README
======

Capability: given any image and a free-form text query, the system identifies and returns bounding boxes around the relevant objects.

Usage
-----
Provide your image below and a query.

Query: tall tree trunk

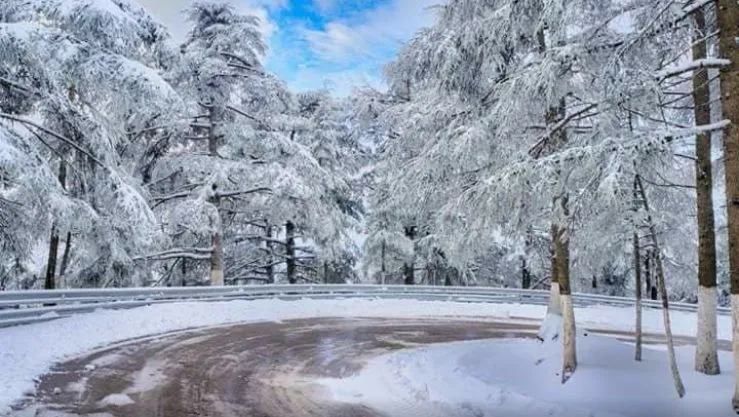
[265,223,275,284]
[644,249,653,300]
[380,240,387,285]
[207,106,224,286]
[634,175,643,362]
[538,224,562,341]
[403,226,416,285]
[535,28,564,343]
[522,227,532,289]
[286,221,296,284]
[210,230,224,286]
[692,6,720,375]
[635,175,686,398]
[716,0,739,409]
[180,258,187,287]
[521,257,531,289]
[44,162,68,290]
[556,197,577,384]
[634,230,643,361]
[58,231,72,288]
[57,162,70,289]
[44,227,59,290]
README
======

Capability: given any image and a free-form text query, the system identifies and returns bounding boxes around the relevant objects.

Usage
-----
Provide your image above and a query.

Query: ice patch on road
[88,353,124,369]
[125,358,169,394]
[97,394,134,407]
[319,334,737,417]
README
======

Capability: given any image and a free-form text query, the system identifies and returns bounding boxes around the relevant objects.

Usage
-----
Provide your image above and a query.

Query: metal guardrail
[0,284,725,329]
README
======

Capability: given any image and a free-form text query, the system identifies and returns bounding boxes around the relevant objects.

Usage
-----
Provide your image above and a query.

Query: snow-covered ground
[318,334,736,417]
[0,298,732,414]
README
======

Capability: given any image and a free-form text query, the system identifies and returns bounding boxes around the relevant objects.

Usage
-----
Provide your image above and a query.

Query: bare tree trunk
[538,224,562,341]
[380,240,387,285]
[57,162,71,289]
[634,231,643,363]
[180,258,187,287]
[692,5,721,375]
[207,106,224,286]
[403,226,416,285]
[644,249,653,300]
[210,231,224,286]
[522,228,532,289]
[635,175,686,398]
[44,162,68,290]
[521,257,531,289]
[716,0,739,409]
[43,227,59,290]
[286,221,296,284]
[58,231,72,288]
[633,174,644,361]
[265,223,275,284]
[556,197,577,384]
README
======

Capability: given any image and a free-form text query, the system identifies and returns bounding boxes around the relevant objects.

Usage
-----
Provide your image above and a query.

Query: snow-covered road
[0,298,734,416]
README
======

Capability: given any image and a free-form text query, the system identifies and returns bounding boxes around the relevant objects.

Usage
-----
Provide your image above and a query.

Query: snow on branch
[152,186,271,207]
[151,191,192,208]
[226,105,271,130]
[134,247,214,261]
[683,0,714,15]
[529,104,599,158]
[657,59,731,80]
[0,112,105,167]
[218,186,272,198]
[0,76,33,94]
[478,120,731,200]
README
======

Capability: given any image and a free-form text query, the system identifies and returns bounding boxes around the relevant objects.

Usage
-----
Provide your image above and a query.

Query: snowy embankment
[0,298,732,414]
[319,334,735,417]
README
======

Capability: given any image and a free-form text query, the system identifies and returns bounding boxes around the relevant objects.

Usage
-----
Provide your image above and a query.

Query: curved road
[10,317,724,417]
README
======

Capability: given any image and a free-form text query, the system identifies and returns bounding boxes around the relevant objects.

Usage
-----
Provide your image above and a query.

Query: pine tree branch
[0,113,105,167]
[134,247,214,261]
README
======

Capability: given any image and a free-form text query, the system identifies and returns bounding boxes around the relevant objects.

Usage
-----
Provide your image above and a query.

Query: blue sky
[140,0,439,96]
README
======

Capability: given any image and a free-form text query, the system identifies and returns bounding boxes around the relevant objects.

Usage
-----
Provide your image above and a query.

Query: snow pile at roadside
[319,334,736,417]
[0,298,732,413]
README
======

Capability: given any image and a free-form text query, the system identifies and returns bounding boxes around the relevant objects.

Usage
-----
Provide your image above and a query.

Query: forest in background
[0,0,734,308]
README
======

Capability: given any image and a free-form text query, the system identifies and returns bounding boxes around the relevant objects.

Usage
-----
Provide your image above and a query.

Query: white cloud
[313,0,338,14]
[300,0,439,63]
[136,0,283,42]
[287,67,385,96]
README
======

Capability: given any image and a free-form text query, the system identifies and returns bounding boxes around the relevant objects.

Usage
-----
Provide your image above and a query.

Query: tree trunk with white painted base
[557,224,576,383]
[635,175,685,398]
[716,0,739,410]
[538,224,562,342]
[697,286,719,373]
[692,5,721,376]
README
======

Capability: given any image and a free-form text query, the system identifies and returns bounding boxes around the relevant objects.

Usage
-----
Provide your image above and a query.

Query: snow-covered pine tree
[0,0,176,288]
[147,1,282,286]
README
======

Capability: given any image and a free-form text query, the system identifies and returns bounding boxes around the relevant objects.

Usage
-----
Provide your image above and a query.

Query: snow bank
[0,298,731,413]
[320,334,736,417]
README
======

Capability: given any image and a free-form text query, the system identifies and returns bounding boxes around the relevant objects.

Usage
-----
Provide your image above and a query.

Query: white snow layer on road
[0,298,733,414]
[320,335,736,417]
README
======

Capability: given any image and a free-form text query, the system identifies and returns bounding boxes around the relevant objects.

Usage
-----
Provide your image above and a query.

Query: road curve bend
[9,317,716,417]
